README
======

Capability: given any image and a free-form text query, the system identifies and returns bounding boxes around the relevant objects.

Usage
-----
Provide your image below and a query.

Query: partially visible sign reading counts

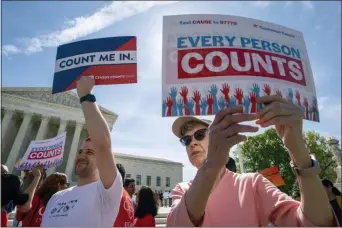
[18,132,66,170]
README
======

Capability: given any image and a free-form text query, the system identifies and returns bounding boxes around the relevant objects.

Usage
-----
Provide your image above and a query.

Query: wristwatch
[80,94,96,103]
[290,156,321,177]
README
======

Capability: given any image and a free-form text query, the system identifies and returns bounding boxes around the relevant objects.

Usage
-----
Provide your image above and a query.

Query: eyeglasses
[180,129,208,147]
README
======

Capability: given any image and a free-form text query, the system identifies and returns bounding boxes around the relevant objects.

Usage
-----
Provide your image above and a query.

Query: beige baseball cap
[172,116,212,138]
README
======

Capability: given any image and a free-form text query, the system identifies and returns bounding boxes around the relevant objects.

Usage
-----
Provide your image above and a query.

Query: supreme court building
[1,87,183,190]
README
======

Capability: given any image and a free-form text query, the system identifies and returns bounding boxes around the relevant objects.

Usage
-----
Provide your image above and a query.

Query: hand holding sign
[206,105,259,169]
[31,165,42,179]
[77,76,95,97]
[256,95,305,153]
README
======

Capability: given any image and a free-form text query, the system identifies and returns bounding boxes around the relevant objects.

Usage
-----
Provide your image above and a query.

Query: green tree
[303,131,337,181]
[240,128,294,195]
[292,181,300,198]
[238,128,338,196]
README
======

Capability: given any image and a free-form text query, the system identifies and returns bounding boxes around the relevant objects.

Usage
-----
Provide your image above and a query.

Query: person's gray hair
[180,120,209,137]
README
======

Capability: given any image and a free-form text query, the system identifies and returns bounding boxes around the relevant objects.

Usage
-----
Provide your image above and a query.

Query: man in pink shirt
[167,96,337,227]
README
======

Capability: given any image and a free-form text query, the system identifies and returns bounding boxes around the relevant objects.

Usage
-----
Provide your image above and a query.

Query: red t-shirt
[1,210,8,227]
[113,189,135,227]
[134,214,155,227]
[16,194,46,227]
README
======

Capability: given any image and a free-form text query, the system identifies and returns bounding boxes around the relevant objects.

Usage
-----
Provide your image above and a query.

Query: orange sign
[259,165,285,187]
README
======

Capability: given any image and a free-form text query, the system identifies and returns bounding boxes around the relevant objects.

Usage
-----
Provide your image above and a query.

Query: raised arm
[167,105,258,226]
[17,166,41,213]
[77,76,117,189]
[256,95,335,226]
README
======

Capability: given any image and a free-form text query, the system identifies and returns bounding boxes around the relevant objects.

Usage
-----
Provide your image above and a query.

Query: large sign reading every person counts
[161,14,319,122]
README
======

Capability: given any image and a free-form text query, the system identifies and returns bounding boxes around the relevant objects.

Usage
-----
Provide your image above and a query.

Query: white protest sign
[162,14,319,122]
[52,36,137,94]
[17,132,66,170]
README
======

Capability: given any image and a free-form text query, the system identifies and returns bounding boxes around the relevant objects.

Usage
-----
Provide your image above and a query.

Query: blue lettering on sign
[251,39,261,50]
[177,37,187,48]
[176,36,301,59]
[258,25,296,38]
[120,53,131,61]
[271,43,281,53]
[177,36,236,48]
[201,36,211,47]
[212,36,224,46]
[59,55,96,69]
[224,36,235,47]
[261,40,271,51]
[188,37,200,47]
[59,61,66,68]
[240,37,251,47]
[179,21,191,25]
[240,37,301,59]
[99,54,108,61]
[66,59,73,67]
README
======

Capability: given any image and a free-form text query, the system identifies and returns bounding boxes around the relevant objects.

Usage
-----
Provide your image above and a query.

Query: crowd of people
[1,76,341,227]
[1,159,159,227]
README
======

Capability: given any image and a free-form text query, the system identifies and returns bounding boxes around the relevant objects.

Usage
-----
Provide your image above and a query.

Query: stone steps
[8,219,15,227]
[7,218,167,227]
[156,217,167,224]
[7,207,170,227]
[9,212,15,219]
[156,208,169,226]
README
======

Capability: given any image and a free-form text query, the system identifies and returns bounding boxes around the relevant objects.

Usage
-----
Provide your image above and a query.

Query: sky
[1,1,341,182]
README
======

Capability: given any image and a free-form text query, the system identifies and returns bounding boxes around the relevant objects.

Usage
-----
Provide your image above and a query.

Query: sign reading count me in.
[53,36,137,94]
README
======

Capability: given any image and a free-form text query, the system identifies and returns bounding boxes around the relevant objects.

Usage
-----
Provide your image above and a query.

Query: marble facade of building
[1,87,183,187]
[115,153,183,191]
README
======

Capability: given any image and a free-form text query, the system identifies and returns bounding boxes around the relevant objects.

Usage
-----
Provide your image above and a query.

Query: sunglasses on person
[180,128,208,147]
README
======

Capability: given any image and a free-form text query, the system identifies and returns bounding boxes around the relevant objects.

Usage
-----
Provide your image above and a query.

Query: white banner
[17,132,66,170]
[162,14,319,122]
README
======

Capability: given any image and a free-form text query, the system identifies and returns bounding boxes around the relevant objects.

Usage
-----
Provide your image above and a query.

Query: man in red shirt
[114,164,135,227]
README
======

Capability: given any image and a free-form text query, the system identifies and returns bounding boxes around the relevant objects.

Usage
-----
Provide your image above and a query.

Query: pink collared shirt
[167,169,316,227]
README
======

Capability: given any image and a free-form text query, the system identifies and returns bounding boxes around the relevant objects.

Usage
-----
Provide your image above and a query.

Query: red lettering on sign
[177,48,306,86]
[27,146,63,160]
[192,20,212,24]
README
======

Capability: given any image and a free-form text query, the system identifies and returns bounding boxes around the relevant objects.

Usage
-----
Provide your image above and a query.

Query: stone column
[1,109,15,142]
[65,122,83,180]
[57,119,68,135]
[35,116,50,140]
[48,119,68,175]
[6,112,33,172]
